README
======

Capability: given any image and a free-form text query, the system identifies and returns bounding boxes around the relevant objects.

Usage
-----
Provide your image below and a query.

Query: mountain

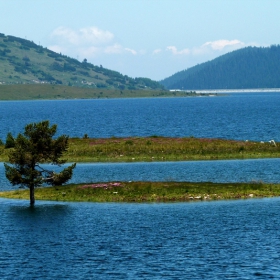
[160,45,280,90]
[0,33,164,90]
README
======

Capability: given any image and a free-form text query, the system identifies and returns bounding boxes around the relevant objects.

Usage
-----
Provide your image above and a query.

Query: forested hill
[160,45,280,90]
[0,33,164,90]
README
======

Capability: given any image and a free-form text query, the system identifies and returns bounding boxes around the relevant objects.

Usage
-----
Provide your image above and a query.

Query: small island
[1,136,277,163]
[0,135,279,203]
[0,181,280,203]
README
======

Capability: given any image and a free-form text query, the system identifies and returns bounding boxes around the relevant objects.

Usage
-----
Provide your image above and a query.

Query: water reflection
[5,202,72,228]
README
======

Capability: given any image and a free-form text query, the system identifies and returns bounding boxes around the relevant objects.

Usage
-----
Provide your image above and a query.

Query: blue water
[2,92,280,279]
[1,92,280,141]
[1,198,280,279]
[1,158,280,191]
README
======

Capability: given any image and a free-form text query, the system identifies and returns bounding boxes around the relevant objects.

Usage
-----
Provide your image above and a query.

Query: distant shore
[0,84,218,101]
[194,88,280,94]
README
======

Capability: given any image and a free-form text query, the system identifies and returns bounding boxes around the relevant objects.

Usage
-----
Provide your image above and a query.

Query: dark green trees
[5,132,15,148]
[160,45,280,90]
[4,121,76,206]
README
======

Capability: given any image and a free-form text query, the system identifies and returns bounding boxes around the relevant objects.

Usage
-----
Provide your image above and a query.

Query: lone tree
[4,121,76,206]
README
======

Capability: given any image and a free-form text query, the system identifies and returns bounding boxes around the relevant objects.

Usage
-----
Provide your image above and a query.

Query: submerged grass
[0,136,279,162]
[0,181,280,203]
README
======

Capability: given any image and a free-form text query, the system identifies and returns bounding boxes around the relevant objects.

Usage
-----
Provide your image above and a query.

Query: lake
[1,92,280,279]
[1,92,280,141]
[1,198,280,279]
[1,158,280,191]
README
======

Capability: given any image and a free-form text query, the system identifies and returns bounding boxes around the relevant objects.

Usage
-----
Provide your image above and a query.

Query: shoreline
[194,88,280,93]
[0,84,219,101]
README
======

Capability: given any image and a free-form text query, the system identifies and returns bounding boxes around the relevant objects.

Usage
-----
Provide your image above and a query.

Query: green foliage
[5,132,15,148]
[125,140,134,145]
[63,63,76,72]
[161,45,280,89]
[51,62,64,71]
[135,77,165,89]
[4,121,76,205]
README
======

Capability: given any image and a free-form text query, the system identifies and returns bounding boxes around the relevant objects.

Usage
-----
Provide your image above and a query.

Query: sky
[1,0,280,80]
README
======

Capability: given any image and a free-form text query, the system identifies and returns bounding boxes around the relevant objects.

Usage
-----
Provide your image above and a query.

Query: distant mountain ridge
[0,33,164,90]
[160,45,280,90]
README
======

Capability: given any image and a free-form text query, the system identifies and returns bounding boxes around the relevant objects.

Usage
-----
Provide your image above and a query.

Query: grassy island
[1,136,279,203]
[51,136,280,162]
[0,136,279,162]
[0,181,280,203]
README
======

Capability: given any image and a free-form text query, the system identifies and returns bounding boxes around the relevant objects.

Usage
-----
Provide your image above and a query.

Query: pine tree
[5,132,15,148]
[4,120,76,206]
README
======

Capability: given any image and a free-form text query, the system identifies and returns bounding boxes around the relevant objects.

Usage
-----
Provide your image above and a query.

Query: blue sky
[1,0,280,80]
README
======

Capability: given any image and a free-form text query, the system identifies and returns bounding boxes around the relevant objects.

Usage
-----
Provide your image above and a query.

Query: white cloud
[166,40,247,57]
[125,48,137,55]
[51,27,80,45]
[201,39,245,51]
[192,39,246,56]
[104,44,123,54]
[166,46,190,55]
[79,27,114,45]
[49,26,141,60]
[51,26,114,46]
[104,45,138,55]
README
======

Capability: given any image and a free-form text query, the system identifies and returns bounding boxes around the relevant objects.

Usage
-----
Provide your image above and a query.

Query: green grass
[0,181,279,203]
[65,136,280,162]
[1,136,279,203]
[0,84,209,100]
[1,136,279,162]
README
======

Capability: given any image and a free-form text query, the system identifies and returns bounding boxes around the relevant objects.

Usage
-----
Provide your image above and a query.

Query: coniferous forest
[160,45,280,90]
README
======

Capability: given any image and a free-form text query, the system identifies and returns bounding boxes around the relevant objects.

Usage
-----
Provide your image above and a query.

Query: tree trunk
[30,185,35,206]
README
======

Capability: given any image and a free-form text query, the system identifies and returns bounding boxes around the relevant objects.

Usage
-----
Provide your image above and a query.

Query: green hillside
[160,45,280,90]
[0,33,164,90]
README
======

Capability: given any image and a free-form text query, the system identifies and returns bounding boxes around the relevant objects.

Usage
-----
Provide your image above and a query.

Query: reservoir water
[1,158,280,191]
[1,92,280,141]
[1,198,280,279]
[1,92,280,279]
